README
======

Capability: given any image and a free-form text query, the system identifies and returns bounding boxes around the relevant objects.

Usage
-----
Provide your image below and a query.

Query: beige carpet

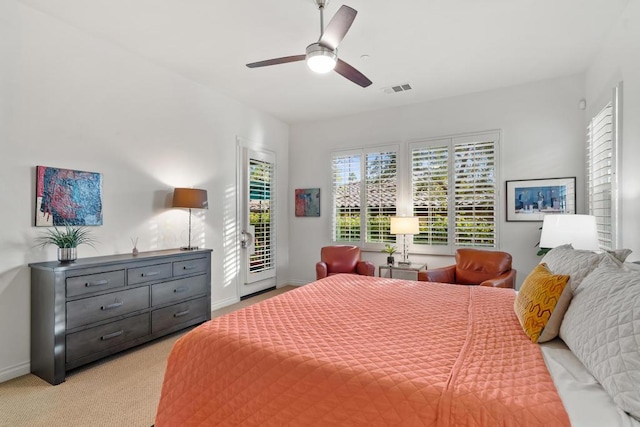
[0,286,295,427]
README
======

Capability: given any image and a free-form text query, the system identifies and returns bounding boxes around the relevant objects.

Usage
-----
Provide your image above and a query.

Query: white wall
[289,74,587,286]
[0,1,289,382]
[585,0,640,259]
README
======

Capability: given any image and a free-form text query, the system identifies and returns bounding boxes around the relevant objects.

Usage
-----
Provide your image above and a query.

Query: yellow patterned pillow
[514,263,570,343]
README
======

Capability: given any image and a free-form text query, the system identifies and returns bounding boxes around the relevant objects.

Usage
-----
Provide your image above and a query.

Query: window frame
[409,131,500,255]
[330,132,500,255]
[586,82,621,251]
[331,144,400,250]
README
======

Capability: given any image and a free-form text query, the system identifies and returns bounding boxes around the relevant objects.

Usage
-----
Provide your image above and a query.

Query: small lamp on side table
[390,216,420,266]
[172,188,208,251]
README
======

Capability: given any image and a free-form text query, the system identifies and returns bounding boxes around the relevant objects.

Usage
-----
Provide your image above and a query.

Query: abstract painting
[35,165,103,226]
[295,188,320,217]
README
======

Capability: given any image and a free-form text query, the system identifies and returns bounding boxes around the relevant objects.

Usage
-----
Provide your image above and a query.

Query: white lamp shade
[539,214,599,250]
[390,216,420,235]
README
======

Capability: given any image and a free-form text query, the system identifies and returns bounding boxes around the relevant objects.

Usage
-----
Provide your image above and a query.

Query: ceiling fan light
[305,43,337,73]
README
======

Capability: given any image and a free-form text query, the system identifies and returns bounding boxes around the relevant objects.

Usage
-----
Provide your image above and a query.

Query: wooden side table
[379,263,427,280]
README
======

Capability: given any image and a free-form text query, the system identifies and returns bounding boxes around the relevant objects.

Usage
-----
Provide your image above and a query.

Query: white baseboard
[282,280,308,287]
[211,295,240,311]
[0,360,30,384]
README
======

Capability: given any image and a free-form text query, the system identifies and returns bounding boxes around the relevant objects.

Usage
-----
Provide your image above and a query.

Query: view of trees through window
[332,132,498,253]
[249,158,273,273]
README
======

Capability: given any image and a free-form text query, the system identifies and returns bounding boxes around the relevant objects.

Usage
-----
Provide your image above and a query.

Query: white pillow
[606,248,633,263]
[560,256,640,420]
[541,244,604,292]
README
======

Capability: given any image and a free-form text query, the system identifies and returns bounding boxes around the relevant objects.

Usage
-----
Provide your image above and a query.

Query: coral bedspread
[155,274,570,426]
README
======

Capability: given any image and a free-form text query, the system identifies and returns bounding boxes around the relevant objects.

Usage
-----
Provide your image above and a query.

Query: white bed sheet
[541,339,640,427]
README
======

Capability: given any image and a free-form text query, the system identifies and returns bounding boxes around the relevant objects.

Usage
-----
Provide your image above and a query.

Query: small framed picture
[295,188,320,217]
[505,177,576,222]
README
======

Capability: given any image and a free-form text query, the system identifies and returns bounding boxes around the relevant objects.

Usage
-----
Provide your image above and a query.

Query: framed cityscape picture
[505,177,576,222]
[35,165,103,226]
[295,188,320,217]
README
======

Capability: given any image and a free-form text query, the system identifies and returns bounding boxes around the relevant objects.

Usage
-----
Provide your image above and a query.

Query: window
[586,84,620,250]
[332,147,398,244]
[331,133,498,253]
[411,132,498,253]
[249,157,275,273]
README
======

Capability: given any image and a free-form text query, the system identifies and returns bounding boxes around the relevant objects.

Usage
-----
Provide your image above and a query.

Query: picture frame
[35,165,103,226]
[505,177,576,222]
[295,188,320,217]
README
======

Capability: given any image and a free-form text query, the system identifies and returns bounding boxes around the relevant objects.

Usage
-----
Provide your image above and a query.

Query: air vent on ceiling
[382,83,413,94]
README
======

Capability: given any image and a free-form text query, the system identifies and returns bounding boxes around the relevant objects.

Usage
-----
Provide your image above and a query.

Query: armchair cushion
[455,249,512,285]
[480,269,517,289]
[316,245,375,280]
[418,249,516,289]
[417,265,455,283]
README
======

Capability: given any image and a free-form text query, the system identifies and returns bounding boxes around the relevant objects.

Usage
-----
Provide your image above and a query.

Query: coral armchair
[316,245,375,280]
[417,248,516,289]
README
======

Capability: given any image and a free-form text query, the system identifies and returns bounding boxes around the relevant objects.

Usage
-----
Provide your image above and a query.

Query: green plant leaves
[35,224,96,249]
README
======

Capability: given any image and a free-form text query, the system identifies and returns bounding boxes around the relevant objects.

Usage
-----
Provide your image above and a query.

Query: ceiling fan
[246,0,372,88]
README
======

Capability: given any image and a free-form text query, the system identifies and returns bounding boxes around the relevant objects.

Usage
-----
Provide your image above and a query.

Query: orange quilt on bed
[155,274,570,426]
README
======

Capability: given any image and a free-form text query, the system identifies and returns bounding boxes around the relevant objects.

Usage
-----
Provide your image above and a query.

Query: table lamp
[172,188,208,250]
[390,216,420,266]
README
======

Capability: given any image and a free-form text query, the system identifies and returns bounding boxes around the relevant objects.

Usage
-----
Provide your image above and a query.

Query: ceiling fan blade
[318,5,357,50]
[246,55,305,68]
[335,59,372,88]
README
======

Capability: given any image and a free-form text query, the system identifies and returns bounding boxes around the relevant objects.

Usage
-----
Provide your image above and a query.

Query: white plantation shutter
[412,144,449,246]
[365,151,397,243]
[410,132,498,253]
[587,89,619,251]
[248,158,274,273]
[332,153,361,242]
[331,134,497,253]
[332,147,398,245]
[454,140,497,247]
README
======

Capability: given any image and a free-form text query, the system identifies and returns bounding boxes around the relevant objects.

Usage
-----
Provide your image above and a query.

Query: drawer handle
[182,265,196,270]
[174,310,190,318]
[101,301,124,310]
[174,286,188,293]
[101,330,123,340]
[86,279,109,287]
[141,271,159,277]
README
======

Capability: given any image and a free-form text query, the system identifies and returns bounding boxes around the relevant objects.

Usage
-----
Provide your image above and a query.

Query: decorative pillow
[606,248,633,263]
[559,256,640,419]
[541,244,605,292]
[514,263,570,343]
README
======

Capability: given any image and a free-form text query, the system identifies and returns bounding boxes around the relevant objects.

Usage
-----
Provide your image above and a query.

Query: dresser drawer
[66,286,149,329]
[127,263,172,285]
[66,270,125,298]
[66,313,150,363]
[151,275,208,307]
[173,257,208,277]
[152,297,208,333]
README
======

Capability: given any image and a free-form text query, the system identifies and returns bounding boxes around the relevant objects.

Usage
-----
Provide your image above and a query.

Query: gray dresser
[29,249,212,385]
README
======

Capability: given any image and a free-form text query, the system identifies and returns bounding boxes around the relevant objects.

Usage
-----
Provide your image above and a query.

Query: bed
[154,270,633,426]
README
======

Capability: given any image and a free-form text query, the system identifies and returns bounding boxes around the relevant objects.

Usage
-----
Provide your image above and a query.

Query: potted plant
[35,224,96,263]
[382,244,397,265]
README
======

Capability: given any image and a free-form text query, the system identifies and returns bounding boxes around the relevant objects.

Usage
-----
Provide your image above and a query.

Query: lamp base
[180,246,199,251]
[397,261,411,266]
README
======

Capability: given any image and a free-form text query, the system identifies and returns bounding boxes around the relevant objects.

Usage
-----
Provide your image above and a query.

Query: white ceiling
[19,0,629,124]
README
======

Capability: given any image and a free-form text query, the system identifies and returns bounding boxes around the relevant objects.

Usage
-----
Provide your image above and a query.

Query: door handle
[241,230,254,249]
